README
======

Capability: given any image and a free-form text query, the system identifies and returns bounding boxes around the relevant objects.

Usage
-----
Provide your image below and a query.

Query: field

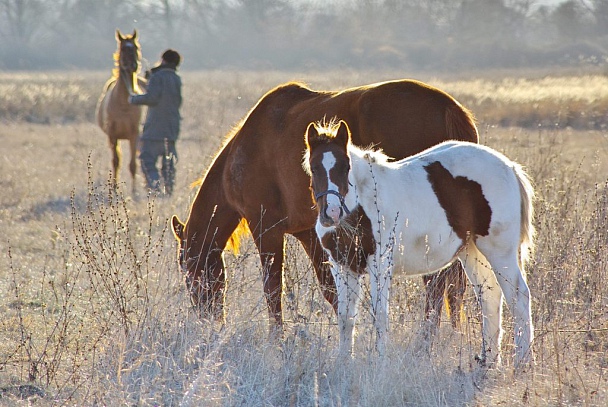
[0,69,607,406]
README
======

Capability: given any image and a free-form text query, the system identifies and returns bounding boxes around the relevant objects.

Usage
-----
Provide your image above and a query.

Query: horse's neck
[112,73,130,99]
[116,70,138,96]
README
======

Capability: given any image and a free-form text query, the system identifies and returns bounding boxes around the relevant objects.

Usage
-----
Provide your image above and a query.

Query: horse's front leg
[369,254,393,356]
[110,138,120,187]
[128,136,137,193]
[292,229,338,313]
[255,229,286,335]
[331,263,362,356]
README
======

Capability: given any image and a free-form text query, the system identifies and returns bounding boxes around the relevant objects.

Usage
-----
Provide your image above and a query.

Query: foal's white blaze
[322,151,343,224]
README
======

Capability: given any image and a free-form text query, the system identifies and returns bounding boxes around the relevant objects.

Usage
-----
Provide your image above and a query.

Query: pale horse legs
[330,244,533,367]
[459,244,534,367]
[330,264,363,356]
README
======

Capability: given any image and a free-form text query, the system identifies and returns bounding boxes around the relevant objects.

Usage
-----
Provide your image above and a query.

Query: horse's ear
[132,29,138,40]
[305,122,320,146]
[336,120,350,147]
[116,29,124,41]
[171,215,185,241]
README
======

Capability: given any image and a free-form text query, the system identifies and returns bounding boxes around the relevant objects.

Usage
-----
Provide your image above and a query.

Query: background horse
[171,79,478,331]
[96,29,146,193]
[305,120,535,367]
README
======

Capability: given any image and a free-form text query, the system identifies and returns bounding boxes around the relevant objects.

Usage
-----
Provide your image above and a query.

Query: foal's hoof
[474,354,487,367]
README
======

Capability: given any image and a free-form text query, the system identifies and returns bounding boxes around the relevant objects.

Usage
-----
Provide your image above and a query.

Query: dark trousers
[139,139,177,195]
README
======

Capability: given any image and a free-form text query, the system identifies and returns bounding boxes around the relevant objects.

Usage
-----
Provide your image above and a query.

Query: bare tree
[0,0,46,44]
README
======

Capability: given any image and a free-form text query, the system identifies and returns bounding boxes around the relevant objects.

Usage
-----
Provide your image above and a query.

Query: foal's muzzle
[315,189,350,225]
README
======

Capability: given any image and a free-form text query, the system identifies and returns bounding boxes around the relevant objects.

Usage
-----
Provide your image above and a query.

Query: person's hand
[128,95,135,104]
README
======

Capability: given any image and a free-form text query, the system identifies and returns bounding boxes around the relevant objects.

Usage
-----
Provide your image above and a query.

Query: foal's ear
[171,215,185,241]
[335,120,350,147]
[305,122,320,146]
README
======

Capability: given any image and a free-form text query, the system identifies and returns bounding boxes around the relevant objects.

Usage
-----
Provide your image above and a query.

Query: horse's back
[271,79,477,160]
[218,79,479,232]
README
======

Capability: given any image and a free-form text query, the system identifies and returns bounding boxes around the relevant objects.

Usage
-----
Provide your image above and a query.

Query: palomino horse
[304,120,535,367]
[97,29,146,192]
[171,80,478,331]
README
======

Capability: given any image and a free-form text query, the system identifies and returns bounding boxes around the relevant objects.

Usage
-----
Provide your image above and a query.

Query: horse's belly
[390,230,462,276]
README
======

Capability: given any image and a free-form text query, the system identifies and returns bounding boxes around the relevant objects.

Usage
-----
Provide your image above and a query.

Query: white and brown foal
[303,119,535,368]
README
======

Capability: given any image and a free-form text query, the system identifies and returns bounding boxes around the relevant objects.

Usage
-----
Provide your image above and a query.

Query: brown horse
[96,29,146,192]
[171,79,478,331]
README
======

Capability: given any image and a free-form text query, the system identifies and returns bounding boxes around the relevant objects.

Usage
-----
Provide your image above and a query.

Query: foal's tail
[514,163,536,268]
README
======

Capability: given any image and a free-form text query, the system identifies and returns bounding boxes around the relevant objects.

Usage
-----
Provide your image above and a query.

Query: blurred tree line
[0,0,606,71]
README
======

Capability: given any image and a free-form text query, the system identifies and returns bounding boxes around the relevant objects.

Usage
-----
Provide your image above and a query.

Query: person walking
[129,49,182,195]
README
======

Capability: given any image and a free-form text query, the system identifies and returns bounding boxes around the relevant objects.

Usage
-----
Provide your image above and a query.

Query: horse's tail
[445,102,479,144]
[225,218,250,255]
[514,163,536,268]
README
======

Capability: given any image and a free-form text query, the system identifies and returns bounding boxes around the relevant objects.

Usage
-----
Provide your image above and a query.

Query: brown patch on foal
[424,161,491,241]
[320,206,376,275]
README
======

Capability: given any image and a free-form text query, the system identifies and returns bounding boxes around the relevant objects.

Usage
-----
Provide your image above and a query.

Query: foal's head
[304,119,352,227]
[115,29,141,75]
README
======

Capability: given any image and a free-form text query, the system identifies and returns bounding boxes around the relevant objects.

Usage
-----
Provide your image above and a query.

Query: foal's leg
[331,265,362,356]
[369,257,393,356]
[480,248,534,367]
[459,245,504,366]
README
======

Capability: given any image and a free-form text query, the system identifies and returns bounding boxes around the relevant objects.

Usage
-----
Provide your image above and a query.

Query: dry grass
[0,70,607,406]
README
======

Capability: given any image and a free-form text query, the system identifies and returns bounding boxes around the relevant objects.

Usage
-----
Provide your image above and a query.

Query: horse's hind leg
[421,261,466,336]
[479,247,534,367]
[445,261,467,327]
[459,245,504,366]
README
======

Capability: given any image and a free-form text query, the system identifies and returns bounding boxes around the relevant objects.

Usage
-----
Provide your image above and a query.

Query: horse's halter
[314,189,351,216]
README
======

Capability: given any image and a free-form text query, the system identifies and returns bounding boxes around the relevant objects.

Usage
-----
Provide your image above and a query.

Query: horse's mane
[350,145,390,166]
[111,50,120,78]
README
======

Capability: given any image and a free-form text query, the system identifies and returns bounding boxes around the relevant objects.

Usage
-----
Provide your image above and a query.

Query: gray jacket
[130,65,182,141]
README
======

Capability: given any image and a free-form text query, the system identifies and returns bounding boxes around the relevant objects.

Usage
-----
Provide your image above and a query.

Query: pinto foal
[304,120,535,368]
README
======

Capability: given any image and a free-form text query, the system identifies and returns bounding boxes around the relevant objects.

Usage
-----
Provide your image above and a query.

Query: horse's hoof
[474,354,487,366]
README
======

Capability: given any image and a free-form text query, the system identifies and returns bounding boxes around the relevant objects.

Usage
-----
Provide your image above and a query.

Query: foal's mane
[301,117,341,175]
[302,118,391,174]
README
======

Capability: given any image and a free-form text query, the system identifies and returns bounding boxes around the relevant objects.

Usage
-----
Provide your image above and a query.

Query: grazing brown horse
[171,80,478,331]
[96,29,146,192]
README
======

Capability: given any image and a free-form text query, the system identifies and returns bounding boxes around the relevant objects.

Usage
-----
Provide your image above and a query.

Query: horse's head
[304,119,353,228]
[171,215,226,320]
[115,29,141,75]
